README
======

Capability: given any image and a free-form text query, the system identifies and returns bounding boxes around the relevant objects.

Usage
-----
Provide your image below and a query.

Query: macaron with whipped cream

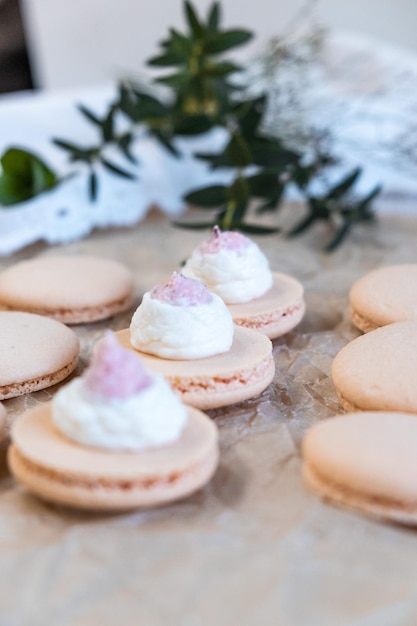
[332,321,417,413]
[350,264,417,333]
[8,332,219,511]
[116,273,275,410]
[182,226,305,339]
[0,255,134,324]
[303,411,417,525]
[0,311,79,400]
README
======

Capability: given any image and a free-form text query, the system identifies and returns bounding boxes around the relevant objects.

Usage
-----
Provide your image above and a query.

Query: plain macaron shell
[350,264,417,332]
[303,412,417,524]
[227,272,305,339]
[116,325,275,410]
[9,403,219,511]
[0,256,134,324]
[332,321,417,413]
[0,311,79,399]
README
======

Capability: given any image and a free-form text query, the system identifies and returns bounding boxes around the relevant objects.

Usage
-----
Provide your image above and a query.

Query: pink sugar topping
[150,272,212,306]
[84,331,153,399]
[197,225,250,255]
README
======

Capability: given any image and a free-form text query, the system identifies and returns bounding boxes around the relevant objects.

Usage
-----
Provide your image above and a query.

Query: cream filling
[10,445,215,491]
[168,355,274,394]
[233,300,305,329]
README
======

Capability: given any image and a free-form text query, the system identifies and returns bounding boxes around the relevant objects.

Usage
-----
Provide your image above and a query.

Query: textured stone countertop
[1,210,417,626]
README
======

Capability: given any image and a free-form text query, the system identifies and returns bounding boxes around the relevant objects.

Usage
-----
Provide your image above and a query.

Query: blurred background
[1,0,417,93]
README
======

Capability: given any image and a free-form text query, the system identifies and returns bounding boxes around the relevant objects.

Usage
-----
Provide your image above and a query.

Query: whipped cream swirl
[52,332,187,450]
[130,273,234,360]
[182,226,273,304]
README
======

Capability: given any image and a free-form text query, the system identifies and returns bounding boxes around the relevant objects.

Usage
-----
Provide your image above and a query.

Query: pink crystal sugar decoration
[151,272,212,306]
[84,331,153,399]
[197,225,250,255]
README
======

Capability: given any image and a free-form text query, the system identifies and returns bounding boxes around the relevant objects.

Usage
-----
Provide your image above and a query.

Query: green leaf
[172,220,216,230]
[225,133,252,167]
[202,62,241,77]
[154,73,189,90]
[185,185,228,207]
[184,1,204,38]
[357,184,382,212]
[287,213,317,237]
[250,138,299,168]
[77,104,102,126]
[207,2,220,32]
[234,96,265,137]
[324,222,351,252]
[0,148,57,206]
[246,172,279,198]
[148,52,185,67]
[102,109,114,142]
[256,186,285,213]
[89,170,98,201]
[174,114,213,136]
[151,131,180,156]
[53,139,96,162]
[169,28,194,57]
[327,168,361,200]
[203,29,253,54]
[118,133,138,164]
[100,158,136,180]
[238,223,280,235]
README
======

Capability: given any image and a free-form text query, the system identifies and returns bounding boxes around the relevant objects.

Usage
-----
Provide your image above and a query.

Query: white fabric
[0,31,417,254]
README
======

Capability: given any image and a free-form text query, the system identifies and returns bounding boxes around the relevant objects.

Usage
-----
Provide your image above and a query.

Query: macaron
[227,272,305,340]
[116,325,275,410]
[182,226,305,339]
[303,411,417,525]
[350,264,417,332]
[332,321,417,413]
[0,255,134,324]
[8,403,218,511]
[0,311,79,399]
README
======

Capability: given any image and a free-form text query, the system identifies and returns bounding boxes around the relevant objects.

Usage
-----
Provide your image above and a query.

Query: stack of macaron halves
[302,263,417,525]
[5,229,306,512]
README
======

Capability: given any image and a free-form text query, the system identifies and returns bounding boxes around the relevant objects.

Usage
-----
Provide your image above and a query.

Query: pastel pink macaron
[117,273,275,410]
[350,264,417,332]
[332,321,417,413]
[9,333,219,511]
[182,227,305,339]
[0,311,79,400]
[303,411,417,525]
[0,255,135,324]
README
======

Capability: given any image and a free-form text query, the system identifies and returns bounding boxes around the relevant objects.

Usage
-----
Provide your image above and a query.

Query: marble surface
[1,209,417,625]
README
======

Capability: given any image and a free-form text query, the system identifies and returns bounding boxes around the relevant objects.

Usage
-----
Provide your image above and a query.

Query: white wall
[21,0,417,90]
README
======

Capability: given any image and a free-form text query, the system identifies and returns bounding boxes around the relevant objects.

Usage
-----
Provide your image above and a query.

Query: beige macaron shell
[0,312,79,398]
[116,326,275,409]
[303,412,417,523]
[227,272,305,339]
[9,403,219,510]
[0,256,134,321]
[332,321,417,413]
[350,264,417,332]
